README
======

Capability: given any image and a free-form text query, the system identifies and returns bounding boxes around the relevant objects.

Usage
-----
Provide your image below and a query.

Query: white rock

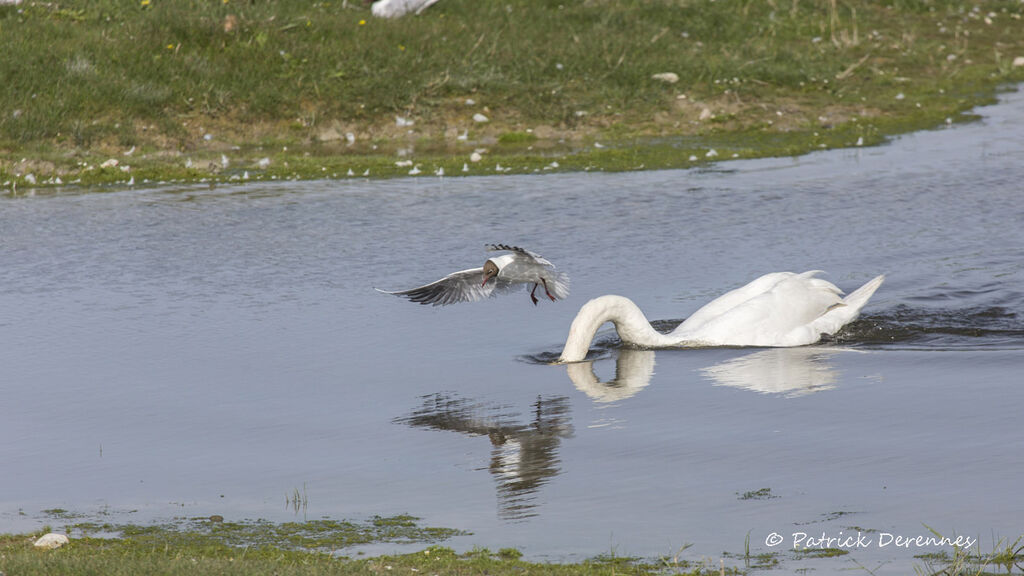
[372,0,439,18]
[469,152,482,163]
[395,160,413,167]
[1013,56,1024,68]
[395,116,414,127]
[651,72,679,84]
[472,113,489,123]
[100,158,119,168]
[705,149,718,158]
[34,533,69,550]
[699,108,713,121]
[258,157,271,169]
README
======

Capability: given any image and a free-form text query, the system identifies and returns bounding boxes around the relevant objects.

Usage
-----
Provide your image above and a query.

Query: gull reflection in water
[703,347,855,396]
[564,349,656,403]
[396,393,573,521]
[564,347,854,401]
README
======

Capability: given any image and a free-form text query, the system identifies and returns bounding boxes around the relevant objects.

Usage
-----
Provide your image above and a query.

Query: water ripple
[830,305,1024,350]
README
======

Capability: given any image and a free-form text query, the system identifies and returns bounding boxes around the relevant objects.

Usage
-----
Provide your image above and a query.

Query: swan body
[378,244,569,306]
[558,271,884,362]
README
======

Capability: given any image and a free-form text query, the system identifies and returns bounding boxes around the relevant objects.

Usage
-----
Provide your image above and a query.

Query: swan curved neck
[558,295,672,362]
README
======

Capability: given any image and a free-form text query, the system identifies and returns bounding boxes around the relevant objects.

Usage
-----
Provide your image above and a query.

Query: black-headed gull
[557,271,885,362]
[377,244,570,306]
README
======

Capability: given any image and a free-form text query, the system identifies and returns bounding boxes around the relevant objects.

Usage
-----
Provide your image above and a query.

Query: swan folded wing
[677,272,845,346]
[677,272,798,334]
[376,267,516,306]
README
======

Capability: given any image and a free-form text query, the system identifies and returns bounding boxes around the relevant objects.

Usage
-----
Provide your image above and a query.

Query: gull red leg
[530,283,539,305]
[542,278,556,301]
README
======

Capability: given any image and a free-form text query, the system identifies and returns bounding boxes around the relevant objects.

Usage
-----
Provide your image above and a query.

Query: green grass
[3,519,1022,576]
[913,528,1024,576]
[0,527,733,576]
[67,514,464,552]
[2,0,1024,188]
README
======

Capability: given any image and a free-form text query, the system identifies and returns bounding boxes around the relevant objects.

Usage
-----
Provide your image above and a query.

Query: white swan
[558,271,884,363]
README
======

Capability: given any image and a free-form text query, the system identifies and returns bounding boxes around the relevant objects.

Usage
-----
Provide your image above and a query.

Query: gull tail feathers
[547,269,571,301]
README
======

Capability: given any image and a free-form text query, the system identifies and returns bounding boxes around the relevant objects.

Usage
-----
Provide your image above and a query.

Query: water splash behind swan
[558,271,885,363]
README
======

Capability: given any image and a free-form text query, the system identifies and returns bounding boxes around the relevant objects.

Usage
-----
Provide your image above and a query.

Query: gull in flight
[377,244,570,306]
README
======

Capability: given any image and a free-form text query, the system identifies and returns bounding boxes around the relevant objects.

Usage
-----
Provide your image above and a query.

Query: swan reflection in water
[564,349,656,403]
[565,347,856,401]
[396,393,573,520]
[701,347,858,397]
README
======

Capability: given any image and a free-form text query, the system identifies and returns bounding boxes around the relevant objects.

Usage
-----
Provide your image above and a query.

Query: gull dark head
[482,260,500,286]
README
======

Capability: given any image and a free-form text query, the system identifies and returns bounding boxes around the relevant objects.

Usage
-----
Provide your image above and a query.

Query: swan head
[481,260,500,286]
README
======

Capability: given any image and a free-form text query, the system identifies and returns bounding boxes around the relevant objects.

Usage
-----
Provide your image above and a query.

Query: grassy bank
[2,0,1023,188]
[3,519,1023,576]
[1,535,694,576]
[0,515,738,576]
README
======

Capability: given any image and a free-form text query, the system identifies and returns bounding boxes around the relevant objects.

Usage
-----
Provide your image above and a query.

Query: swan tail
[843,274,886,310]
[813,274,885,335]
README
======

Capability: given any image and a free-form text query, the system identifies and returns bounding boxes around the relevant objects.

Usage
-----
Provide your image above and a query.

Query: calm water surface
[2,89,1023,573]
